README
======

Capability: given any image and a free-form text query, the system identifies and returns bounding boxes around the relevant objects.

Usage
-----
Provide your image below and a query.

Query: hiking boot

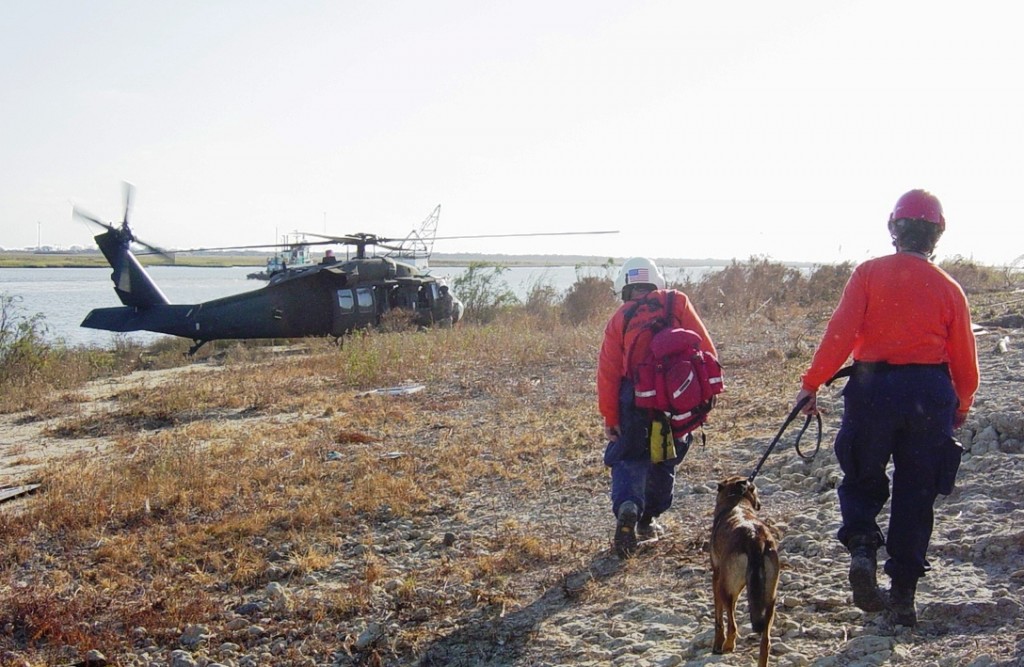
[848,534,886,612]
[637,516,665,541]
[887,580,918,627]
[614,501,639,558]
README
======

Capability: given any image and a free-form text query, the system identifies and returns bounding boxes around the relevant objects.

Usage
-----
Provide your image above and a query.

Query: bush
[561,276,617,325]
[680,257,804,317]
[451,263,519,324]
[798,262,854,307]
[939,256,1011,293]
[0,294,55,395]
[522,275,560,323]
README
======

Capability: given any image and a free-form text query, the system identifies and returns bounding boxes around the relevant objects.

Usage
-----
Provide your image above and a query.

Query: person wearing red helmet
[794,189,979,627]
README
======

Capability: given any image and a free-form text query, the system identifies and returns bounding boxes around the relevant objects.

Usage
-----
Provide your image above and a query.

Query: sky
[1,1,1021,266]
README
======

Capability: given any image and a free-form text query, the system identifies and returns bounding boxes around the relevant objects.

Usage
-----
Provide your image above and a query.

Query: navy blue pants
[834,364,959,584]
[604,380,688,521]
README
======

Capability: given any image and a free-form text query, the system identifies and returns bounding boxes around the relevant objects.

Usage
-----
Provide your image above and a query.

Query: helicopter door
[332,287,377,334]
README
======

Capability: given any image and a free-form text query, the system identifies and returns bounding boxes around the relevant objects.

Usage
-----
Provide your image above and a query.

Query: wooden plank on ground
[0,484,41,504]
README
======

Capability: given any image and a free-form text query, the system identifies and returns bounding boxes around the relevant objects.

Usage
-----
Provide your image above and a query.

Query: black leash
[747,395,822,484]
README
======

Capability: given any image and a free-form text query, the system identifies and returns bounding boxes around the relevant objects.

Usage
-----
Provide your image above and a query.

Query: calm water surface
[0,264,712,348]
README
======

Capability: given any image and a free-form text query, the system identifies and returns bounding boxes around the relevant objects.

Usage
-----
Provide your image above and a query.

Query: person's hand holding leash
[795,388,818,415]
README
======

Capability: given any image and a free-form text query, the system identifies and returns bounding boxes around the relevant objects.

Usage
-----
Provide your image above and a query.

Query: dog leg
[723,590,739,654]
[757,552,780,667]
[712,568,727,654]
[757,596,775,667]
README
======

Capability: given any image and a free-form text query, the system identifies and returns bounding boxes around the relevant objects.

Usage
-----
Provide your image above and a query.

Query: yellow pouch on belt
[650,417,675,463]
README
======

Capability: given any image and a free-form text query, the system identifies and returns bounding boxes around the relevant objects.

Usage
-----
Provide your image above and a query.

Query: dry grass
[0,310,815,664]
[0,260,1014,665]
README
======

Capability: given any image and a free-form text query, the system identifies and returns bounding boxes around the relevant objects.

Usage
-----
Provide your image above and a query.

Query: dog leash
[747,395,822,483]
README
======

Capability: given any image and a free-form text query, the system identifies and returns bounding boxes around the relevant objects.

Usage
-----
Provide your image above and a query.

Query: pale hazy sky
[1,1,1021,265]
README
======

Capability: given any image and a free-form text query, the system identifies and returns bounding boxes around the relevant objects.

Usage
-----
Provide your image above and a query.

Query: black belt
[826,360,949,386]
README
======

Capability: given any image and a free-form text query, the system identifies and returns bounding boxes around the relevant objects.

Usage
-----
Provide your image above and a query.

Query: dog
[711,476,780,667]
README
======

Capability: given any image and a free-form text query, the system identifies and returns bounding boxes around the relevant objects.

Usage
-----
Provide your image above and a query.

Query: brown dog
[711,476,780,667]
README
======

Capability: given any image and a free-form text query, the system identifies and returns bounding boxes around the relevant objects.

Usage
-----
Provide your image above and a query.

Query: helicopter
[75,184,617,355]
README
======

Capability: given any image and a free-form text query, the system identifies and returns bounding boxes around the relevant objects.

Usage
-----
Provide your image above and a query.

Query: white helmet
[613,257,666,299]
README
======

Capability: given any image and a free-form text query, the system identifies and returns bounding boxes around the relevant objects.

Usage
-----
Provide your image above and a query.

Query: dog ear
[746,483,762,510]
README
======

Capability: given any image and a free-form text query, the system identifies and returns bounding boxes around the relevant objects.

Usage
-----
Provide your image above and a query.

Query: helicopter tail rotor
[122,180,134,227]
[72,182,172,261]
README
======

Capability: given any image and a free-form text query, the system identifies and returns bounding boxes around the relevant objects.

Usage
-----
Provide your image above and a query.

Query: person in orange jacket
[598,257,718,557]
[794,189,979,626]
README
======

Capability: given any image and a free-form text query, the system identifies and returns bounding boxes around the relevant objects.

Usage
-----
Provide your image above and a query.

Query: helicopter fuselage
[81,228,453,351]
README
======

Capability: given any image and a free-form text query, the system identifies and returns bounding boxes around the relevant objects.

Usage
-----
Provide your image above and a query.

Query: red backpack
[624,291,724,439]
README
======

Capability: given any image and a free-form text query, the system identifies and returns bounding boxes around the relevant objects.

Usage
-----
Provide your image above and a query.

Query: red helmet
[889,189,945,231]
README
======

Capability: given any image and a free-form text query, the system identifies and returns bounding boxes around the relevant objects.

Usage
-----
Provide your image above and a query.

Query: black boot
[888,579,918,627]
[614,501,638,558]
[848,534,886,612]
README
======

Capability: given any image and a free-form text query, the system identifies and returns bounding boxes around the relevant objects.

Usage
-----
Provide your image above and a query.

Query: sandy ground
[0,365,224,488]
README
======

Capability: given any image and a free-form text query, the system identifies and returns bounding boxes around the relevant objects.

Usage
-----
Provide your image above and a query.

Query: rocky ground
[1,324,1022,667]
[404,331,1024,667]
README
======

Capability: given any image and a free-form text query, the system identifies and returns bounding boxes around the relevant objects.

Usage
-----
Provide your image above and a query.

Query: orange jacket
[597,289,718,429]
[801,253,979,414]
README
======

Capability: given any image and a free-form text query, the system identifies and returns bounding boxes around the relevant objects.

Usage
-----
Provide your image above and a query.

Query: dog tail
[746,542,773,633]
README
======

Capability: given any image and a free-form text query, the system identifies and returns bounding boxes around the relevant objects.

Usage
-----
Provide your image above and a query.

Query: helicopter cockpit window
[356,287,374,312]
[337,289,355,312]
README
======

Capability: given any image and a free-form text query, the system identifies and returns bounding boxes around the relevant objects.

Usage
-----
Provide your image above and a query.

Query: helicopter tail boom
[81,304,198,336]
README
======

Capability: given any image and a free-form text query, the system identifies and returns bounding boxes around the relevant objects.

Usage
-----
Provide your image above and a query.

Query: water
[0,263,720,348]
[0,266,257,348]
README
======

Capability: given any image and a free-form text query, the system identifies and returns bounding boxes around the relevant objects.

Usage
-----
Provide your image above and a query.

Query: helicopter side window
[356,287,374,313]
[337,289,355,312]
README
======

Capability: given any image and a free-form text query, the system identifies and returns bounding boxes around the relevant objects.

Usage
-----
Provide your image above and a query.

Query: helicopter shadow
[416,550,625,667]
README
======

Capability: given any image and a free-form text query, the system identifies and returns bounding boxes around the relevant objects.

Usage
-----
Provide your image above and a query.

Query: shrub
[0,294,57,405]
[798,262,854,307]
[939,255,1011,293]
[450,263,519,324]
[522,275,560,323]
[561,276,617,325]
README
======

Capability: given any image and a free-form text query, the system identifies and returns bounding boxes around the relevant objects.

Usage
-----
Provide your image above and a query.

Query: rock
[179,624,213,648]
[265,581,290,612]
[355,622,384,650]
[169,650,198,667]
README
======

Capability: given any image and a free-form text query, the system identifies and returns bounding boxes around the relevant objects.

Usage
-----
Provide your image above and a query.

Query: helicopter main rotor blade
[297,232,399,245]
[132,241,344,257]
[134,239,340,255]
[430,230,619,241]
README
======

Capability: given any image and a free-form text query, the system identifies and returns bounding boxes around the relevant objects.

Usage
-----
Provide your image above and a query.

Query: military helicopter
[75,184,616,355]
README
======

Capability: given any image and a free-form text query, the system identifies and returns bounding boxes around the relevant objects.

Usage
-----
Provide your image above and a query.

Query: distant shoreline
[0,250,820,269]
